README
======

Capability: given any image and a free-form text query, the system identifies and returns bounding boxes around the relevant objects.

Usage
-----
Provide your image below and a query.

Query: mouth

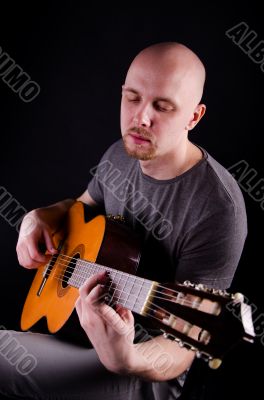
[129,133,151,144]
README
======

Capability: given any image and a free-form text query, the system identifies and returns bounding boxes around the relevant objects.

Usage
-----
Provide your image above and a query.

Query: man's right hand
[16,198,78,269]
[16,191,97,269]
[16,207,61,269]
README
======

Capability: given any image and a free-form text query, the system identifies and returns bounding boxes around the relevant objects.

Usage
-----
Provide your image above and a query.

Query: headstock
[141,280,255,369]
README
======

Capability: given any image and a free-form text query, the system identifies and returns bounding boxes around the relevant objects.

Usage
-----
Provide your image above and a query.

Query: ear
[186,104,206,131]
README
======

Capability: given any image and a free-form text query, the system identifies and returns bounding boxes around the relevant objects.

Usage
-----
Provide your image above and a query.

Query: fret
[67,257,153,315]
[119,273,130,308]
[107,270,118,305]
[119,275,135,309]
[126,276,142,311]
[109,270,123,306]
[68,259,82,288]
[132,278,145,313]
[124,275,139,309]
[117,275,152,313]
[78,260,89,286]
[133,278,153,314]
[128,276,137,309]
[88,261,97,278]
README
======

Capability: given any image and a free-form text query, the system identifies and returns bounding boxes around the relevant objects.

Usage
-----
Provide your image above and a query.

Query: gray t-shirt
[87,139,247,399]
[88,139,247,290]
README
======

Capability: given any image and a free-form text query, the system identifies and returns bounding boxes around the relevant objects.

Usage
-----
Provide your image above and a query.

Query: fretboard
[68,258,154,314]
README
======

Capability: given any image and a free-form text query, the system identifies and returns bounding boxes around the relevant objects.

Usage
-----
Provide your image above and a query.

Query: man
[0,42,247,399]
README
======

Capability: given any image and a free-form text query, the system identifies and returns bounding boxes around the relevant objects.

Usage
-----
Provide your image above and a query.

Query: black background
[0,3,263,399]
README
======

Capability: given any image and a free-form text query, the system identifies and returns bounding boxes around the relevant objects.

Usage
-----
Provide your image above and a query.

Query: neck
[139,140,203,180]
[66,256,155,315]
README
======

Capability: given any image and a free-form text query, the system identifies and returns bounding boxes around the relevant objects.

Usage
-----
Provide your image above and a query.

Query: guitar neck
[67,256,155,314]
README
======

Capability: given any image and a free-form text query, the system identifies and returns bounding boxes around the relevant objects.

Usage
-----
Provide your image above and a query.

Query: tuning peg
[195,283,207,291]
[180,342,192,351]
[195,350,223,369]
[164,338,198,353]
[163,333,187,349]
[163,333,186,349]
[175,338,188,348]
[195,351,208,362]
[208,358,222,369]
[195,351,210,361]
[212,288,220,295]
[218,290,228,296]
[232,292,244,303]
[208,288,226,297]
[195,351,202,358]
[183,280,194,287]
[162,332,176,341]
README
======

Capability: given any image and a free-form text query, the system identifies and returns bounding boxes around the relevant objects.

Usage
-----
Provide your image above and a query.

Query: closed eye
[154,102,175,112]
[125,94,141,102]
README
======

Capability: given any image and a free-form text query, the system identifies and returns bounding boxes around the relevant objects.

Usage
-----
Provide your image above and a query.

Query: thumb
[43,229,57,254]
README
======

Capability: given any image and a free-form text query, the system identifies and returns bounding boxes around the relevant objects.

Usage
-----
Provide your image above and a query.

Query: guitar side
[20,202,106,333]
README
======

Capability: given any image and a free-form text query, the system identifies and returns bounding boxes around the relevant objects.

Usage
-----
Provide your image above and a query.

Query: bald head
[121,42,207,162]
[126,42,206,106]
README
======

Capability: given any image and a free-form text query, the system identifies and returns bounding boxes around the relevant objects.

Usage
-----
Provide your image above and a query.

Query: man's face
[120,57,201,161]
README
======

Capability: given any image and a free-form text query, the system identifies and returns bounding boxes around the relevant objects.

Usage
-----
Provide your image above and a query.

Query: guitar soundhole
[61,253,80,288]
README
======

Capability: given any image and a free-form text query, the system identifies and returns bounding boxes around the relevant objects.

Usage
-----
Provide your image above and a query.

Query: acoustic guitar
[21,201,255,369]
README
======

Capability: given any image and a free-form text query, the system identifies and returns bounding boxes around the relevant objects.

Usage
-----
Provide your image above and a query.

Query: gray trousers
[0,330,182,400]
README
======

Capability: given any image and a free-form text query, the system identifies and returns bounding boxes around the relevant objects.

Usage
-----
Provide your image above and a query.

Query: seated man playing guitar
[0,42,248,399]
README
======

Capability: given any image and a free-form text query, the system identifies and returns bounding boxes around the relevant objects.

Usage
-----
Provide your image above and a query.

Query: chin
[122,138,156,160]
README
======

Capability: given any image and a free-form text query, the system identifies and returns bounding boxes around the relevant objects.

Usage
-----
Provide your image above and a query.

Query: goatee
[122,133,156,160]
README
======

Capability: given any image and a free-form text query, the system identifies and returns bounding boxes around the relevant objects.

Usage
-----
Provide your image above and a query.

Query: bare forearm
[34,198,76,232]
[41,198,76,218]
[130,335,194,381]
[35,189,97,232]
[76,277,195,381]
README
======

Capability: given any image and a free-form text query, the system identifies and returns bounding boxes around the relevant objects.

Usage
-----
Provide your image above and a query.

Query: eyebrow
[122,85,178,108]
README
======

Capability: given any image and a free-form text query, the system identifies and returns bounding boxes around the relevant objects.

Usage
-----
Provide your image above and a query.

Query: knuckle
[17,254,24,267]
[30,249,41,260]
[16,242,21,253]
[20,260,33,269]
[79,285,87,297]
[84,296,94,307]
[20,214,38,237]
[80,315,92,330]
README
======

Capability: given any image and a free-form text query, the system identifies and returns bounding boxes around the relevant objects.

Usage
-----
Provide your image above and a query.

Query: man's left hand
[75,271,136,374]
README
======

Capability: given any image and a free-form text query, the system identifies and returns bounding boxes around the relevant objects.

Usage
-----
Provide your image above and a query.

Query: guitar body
[21,202,141,333]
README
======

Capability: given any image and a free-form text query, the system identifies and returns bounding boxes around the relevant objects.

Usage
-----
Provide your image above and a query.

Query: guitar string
[39,253,205,336]
[36,258,208,345]
[137,305,197,343]
[143,302,197,335]
[54,273,190,303]
[52,274,198,337]
[55,252,218,296]
[48,251,185,299]
[50,263,199,309]
[46,253,152,285]
[53,272,195,308]
[46,255,210,308]
[45,253,206,301]
[51,263,197,308]
[51,274,197,332]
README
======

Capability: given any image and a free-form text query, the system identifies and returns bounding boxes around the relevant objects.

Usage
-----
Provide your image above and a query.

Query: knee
[0,330,37,397]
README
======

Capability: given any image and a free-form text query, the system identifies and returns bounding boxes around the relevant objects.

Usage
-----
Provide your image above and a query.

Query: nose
[133,105,152,128]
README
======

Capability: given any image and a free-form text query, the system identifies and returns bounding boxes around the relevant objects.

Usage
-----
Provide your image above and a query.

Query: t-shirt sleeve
[87,171,104,206]
[87,146,114,207]
[174,199,247,290]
